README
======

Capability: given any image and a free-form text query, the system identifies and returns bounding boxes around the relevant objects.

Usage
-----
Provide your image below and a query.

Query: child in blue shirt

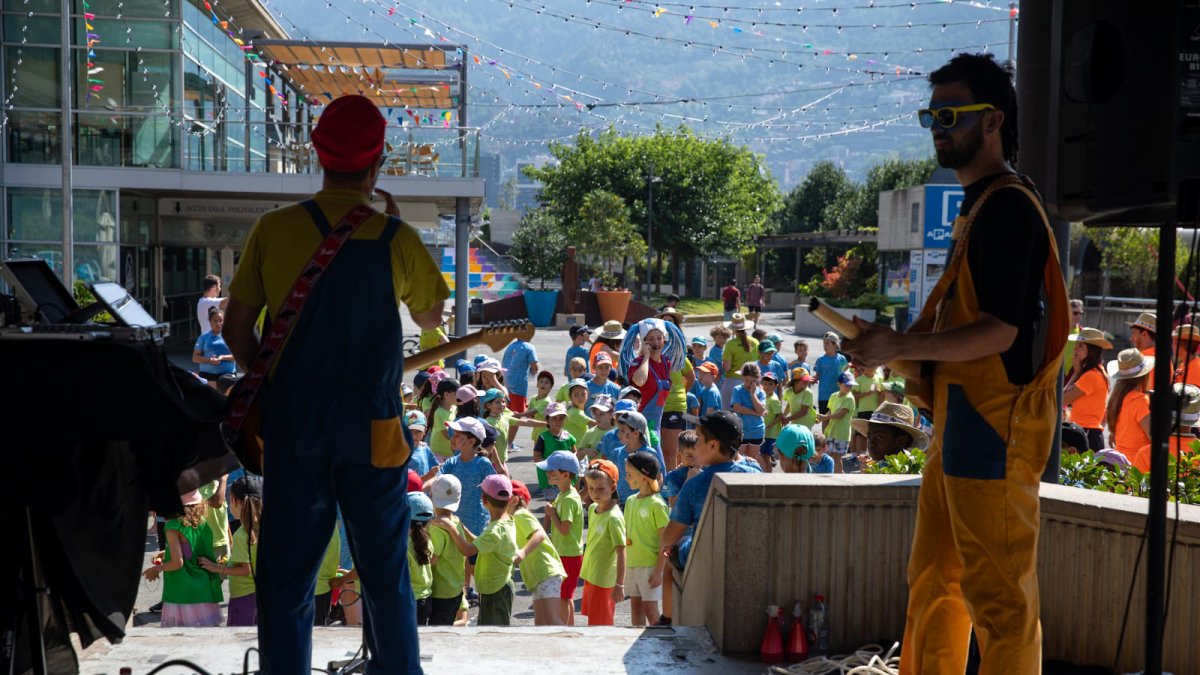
[439,416,496,605]
[809,430,836,474]
[405,410,441,485]
[729,362,767,467]
[694,362,723,418]
[564,325,591,376]
[813,332,849,414]
[586,352,622,409]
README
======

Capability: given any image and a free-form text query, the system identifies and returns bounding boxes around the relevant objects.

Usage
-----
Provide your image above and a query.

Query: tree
[509,208,567,290]
[525,127,780,291]
[571,189,647,289]
[1088,227,1190,297]
[773,161,854,234]
[825,157,937,231]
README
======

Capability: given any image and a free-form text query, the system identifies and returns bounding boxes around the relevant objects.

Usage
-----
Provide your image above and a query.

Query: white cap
[448,416,486,441]
[430,474,462,512]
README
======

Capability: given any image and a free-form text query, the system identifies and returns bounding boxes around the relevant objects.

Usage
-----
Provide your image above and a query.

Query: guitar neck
[407,333,488,372]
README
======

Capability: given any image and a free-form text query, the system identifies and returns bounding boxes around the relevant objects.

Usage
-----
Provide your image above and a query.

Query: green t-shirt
[227,526,257,599]
[529,395,551,418]
[198,480,229,552]
[579,504,627,589]
[512,509,565,591]
[408,542,434,600]
[429,515,468,599]
[430,405,456,458]
[564,407,593,445]
[550,486,585,557]
[316,533,340,595]
[473,516,519,595]
[162,518,223,605]
[825,391,857,442]
[555,386,575,403]
[486,410,514,464]
[623,493,669,568]
[579,425,610,455]
[665,359,694,413]
[722,336,760,377]
[764,394,783,439]
[852,373,882,415]
[784,388,817,428]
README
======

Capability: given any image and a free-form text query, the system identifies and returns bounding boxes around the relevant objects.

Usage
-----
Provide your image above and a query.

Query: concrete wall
[877,186,925,252]
[674,473,1200,674]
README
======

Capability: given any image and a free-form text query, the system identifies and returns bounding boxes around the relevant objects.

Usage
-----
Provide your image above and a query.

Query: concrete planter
[794,304,876,336]
[522,290,559,327]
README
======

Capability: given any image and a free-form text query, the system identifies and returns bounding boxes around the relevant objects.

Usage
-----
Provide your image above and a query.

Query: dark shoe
[148,601,163,613]
[653,615,672,626]
[466,587,480,607]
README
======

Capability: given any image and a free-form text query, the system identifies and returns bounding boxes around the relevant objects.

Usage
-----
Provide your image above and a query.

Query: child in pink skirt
[142,488,224,626]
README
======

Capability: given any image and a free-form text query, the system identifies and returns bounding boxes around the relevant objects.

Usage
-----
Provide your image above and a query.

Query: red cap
[510,479,532,505]
[311,95,386,173]
[407,469,423,493]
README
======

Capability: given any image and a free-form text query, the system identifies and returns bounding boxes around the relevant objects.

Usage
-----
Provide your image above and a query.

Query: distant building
[515,154,555,213]
[479,152,502,208]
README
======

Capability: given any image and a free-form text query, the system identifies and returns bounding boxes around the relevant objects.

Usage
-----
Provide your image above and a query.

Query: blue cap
[536,450,581,475]
[837,371,857,386]
[473,354,489,367]
[690,336,707,346]
[619,386,642,400]
[457,359,476,375]
[614,399,638,413]
[775,424,815,461]
[413,370,431,390]
[407,491,435,522]
[480,387,506,405]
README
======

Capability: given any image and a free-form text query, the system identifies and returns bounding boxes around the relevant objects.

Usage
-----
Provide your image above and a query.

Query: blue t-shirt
[586,379,621,411]
[696,383,722,418]
[662,466,690,500]
[439,454,495,537]
[771,353,790,378]
[730,384,767,440]
[810,454,835,473]
[706,347,725,383]
[789,359,811,373]
[737,457,764,473]
[194,332,236,375]
[814,353,849,402]
[686,392,699,415]
[757,358,788,384]
[565,345,591,376]
[669,461,758,529]
[408,442,438,478]
[502,340,539,398]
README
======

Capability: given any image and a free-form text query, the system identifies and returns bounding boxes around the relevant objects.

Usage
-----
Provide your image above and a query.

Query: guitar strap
[223,201,377,437]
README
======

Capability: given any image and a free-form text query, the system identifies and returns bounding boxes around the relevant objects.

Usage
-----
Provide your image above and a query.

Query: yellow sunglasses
[917,103,995,129]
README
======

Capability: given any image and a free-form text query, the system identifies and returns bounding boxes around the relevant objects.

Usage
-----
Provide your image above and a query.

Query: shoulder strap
[225,202,377,433]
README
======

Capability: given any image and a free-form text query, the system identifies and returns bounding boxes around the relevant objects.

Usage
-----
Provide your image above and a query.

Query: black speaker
[1018,0,1200,225]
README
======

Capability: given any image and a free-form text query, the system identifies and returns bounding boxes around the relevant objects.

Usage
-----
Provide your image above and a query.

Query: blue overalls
[257,201,421,675]
[638,356,671,433]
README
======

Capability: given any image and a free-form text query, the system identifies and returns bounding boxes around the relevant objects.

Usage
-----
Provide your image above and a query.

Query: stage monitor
[0,258,80,324]
[89,282,158,328]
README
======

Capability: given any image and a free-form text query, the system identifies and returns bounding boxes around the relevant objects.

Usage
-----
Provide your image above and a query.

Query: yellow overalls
[900,175,1070,674]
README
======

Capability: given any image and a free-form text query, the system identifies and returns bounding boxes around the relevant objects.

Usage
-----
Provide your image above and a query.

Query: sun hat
[758,341,778,355]
[480,474,513,501]
[477,358,506,373]
[1069,327,1113,350]
[407,492,435,522]
[311,95,386,173]
[447,416,486,441]
[429,474,462,511]
[726,313,755,332]
[407,469,423,493]
[568,378,589,391]
[1173,383,1200,428]
[614,399,638,413]
[1107,348,1155,381]
[698,361,720,376]
[473,354,489,367]
[544,402,568,418]
[180,488,204,506]
[593,351,614,366]
[789,367,814,384]
[1126,312,1157,333]
[537,370,555,386]
[691,336,708,346]
[590,394,614,412]
[823,331,842,345]
[850,401,930,449]
[683,410,743,449]
[597,320,627,341]
[511,479,532,504]
[404,410,427,431]
[1173,324,1200,344]
[456,385,479,405]
[480,388,506,405]
[775,424,816,461]
[837,371,857,387]
[659,306,683,320]
[586,459,620,487]
[536,450,581,474]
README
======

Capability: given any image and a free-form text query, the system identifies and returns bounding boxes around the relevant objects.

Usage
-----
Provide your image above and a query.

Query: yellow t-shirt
[229,189,449,323]
[316,533,341,596]
[722,336,760,378]
[419,327,448,368]
[784,388,817,428]
[665,358,694,413]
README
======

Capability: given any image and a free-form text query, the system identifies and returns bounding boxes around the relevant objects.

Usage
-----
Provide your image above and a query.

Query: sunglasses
[917,103,996,129]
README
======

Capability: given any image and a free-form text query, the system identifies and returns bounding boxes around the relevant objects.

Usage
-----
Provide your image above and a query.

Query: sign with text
[923,184,964,249]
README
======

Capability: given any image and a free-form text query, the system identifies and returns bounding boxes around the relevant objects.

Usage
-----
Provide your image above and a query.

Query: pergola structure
[753,227,879,281]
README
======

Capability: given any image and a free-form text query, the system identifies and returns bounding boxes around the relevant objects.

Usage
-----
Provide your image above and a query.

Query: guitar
[223,320,536,475]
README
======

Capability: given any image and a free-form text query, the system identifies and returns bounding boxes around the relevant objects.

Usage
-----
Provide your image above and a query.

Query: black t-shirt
[956,173,1050,386]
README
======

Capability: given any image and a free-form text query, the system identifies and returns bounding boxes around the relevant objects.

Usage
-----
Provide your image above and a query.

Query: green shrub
[865,448,926,475]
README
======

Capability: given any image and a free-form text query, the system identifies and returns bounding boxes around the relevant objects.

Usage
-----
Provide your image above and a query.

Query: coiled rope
[768,642,901,675]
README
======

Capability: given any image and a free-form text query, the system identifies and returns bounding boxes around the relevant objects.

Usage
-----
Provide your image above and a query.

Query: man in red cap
[225,94,447,674]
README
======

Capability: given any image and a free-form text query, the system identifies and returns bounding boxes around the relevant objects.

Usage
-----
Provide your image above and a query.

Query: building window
[910,202,920,234]
[6,110,61,164]
[5,187,120,281]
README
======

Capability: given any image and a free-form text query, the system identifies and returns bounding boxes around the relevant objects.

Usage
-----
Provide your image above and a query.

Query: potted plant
[573,189,646,322]
[510,208,567,327]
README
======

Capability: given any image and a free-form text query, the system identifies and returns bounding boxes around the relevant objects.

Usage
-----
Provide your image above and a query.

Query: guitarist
[843,54,1069,675]
[224,95,448,674]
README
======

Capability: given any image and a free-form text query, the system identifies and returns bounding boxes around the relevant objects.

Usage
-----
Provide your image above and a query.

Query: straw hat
[596,320,626,341]
[1173,324,1200,344]
[1173,383,1200,428]
[1126,312,1157,333]
[1107,348,1155,381]
[850,401,929,450]
[1069,327,1113,350]
[658,306,683,322]
[726,312,755,332]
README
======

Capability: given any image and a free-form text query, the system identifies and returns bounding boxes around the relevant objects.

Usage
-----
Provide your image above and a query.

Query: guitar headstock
[478,320,536,352]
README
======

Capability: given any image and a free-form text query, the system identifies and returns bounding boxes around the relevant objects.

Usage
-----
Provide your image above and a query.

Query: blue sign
[923,185,965,249]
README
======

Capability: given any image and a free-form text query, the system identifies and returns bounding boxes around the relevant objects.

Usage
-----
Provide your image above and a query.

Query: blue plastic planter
[523,289,559,327]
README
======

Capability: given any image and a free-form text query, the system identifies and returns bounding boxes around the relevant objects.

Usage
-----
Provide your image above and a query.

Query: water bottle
[807,594,829,656]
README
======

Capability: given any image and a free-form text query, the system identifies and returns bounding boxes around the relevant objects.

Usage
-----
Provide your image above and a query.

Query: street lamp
[646,163,663,301]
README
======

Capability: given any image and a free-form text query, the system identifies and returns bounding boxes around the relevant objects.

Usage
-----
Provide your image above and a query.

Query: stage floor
[77,625,762,674]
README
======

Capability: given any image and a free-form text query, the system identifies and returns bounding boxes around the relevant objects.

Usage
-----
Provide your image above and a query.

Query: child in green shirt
[482,388,546,475]
[141,489,223,627]
[760,373,784,473]
[532,403,577,496]
[427,379,460,460]
[199,474,261,626]
[579,459,627,626]
[556,359,588,402]
[782,367,817,429]
[622,451,670,627]
[406,491,436,625]
[428,474,471,625]
[435,475,519,626]
[578,395,616,461]
[817,372,858,473]
[539,450,585,626]
[509,479,568,626]
[564,379,596,443]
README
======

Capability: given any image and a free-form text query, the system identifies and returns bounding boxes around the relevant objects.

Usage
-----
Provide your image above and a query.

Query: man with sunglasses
[844,54,1070,674]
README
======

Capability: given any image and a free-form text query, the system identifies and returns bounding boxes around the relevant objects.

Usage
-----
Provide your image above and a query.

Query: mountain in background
[271,0,1018,186]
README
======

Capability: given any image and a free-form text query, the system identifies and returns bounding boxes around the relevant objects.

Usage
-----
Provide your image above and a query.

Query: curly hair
[928,53,1019,166]
[180,502,208,529]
